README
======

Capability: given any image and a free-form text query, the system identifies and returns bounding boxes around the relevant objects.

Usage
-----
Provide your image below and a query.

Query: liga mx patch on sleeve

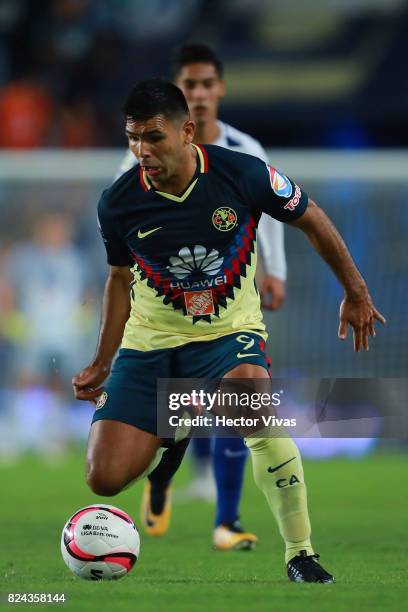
[184,290,215,316]
[268,165,293,198]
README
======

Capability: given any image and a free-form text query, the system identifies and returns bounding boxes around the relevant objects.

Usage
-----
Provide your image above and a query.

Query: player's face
[175,63,225,127]
[125,114,195,185]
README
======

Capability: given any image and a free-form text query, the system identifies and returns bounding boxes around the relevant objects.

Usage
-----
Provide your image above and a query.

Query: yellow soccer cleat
[213,521,258,551]
[140,481,172,536]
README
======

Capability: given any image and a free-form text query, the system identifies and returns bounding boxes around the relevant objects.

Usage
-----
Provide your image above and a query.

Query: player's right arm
[72,265,132,402]
[73,188,134,402]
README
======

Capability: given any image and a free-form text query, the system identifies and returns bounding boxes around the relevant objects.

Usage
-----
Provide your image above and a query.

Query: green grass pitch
[1,451,407,611]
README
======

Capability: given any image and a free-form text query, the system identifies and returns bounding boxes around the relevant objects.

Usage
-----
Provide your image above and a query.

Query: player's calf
[139,438,190,535]
[245,434,314,562]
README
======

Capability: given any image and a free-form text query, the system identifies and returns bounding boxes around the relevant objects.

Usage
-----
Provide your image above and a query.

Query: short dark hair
[122,78,189,122]
[172,43,223,78]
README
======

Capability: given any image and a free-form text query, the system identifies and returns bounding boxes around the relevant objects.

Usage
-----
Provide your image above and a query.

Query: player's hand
[338,295,386,352]
[72,361,111,404]
[260,276,286,310]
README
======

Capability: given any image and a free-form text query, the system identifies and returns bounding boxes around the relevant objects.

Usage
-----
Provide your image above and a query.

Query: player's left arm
[289,199,386,351]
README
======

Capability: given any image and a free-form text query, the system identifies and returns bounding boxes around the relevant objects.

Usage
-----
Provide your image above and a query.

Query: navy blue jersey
[97,144,307,351]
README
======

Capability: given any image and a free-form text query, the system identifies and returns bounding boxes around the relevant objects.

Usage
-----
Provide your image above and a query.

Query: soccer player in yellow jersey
[73,79,385,583]
[117,44,286,550]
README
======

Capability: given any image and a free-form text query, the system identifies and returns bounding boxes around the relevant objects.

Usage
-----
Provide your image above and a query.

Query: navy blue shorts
[92,332,270,438]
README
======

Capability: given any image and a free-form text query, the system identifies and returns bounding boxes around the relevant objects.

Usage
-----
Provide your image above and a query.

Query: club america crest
[212,207,238,232]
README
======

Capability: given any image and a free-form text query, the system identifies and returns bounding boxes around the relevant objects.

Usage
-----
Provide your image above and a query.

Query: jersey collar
[139,144,208,202]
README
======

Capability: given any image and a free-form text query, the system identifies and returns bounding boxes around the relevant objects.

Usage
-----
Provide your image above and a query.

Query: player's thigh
[92,347,171,436]
[223,363,269,379]
[87,347,171,482]
[175,332,271,379]
[176,332,272,437]
[87,419,162,483]
[174,332,271,414]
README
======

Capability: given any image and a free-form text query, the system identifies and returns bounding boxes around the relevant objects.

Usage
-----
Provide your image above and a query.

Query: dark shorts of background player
[92,331,270,443]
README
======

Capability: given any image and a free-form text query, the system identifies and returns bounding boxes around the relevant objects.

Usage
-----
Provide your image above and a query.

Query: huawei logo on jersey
[168,245,224,280]
[131,213,256,324]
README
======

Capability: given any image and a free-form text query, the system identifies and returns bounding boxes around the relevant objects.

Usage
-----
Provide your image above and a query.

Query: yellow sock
[245,434,314,563]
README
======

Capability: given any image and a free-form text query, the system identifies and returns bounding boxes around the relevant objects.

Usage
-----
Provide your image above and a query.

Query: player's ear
[182,119,195,144]
[218,79,226,99]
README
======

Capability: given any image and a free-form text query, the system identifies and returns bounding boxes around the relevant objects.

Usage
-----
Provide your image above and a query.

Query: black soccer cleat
[287,550,335,583]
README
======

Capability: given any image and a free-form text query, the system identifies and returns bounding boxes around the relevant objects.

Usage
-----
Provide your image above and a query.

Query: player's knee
[86,463,127,497]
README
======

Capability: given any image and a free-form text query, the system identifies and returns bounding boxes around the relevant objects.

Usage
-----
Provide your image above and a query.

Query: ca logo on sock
[276,474,300,488]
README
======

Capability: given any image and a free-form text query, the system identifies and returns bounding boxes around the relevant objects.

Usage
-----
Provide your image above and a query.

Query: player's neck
[150,145,197,195]
[193,120,220,145]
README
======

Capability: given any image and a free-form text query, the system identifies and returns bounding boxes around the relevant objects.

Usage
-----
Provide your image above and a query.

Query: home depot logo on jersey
[184,290,215,316]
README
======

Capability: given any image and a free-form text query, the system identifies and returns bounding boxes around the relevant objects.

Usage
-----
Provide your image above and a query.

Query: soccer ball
[61,505,140,580]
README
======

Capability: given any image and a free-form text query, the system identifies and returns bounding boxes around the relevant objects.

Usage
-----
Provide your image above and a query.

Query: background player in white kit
[118,44,286,551]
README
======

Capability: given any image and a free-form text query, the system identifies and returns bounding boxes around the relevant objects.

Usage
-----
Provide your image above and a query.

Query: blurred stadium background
[0,1,407,455]
[1,2,408,609]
